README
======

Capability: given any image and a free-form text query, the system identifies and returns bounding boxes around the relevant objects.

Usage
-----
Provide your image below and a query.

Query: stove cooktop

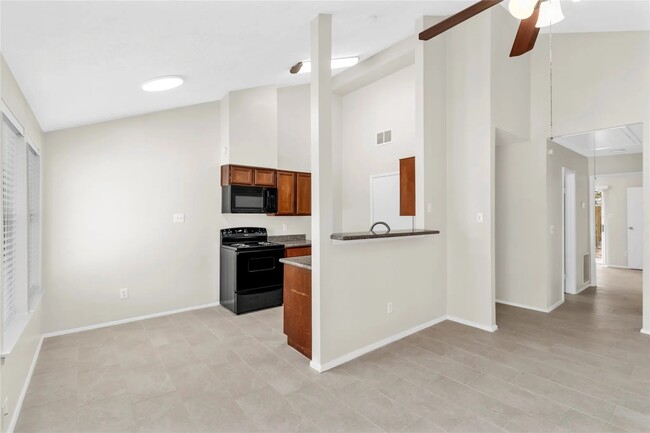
[221,241,284,251]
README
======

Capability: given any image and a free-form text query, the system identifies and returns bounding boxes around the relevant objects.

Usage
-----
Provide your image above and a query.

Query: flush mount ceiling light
[289,56,359,74]
[141,76,184,92]
[536,0,565,28]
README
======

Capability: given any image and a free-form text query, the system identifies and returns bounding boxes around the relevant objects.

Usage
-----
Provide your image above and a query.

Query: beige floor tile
[77,365,128,406]
[167,360,230,401]
[132,392,195,433]
[334,380,421,432]
[76,345,120,372]
[403,417,446,433]
[557,409,627,433]
[123,362,176,404]
[23,369,78,410]
[183,394,258,433]
[207,360,268,399]
[77,395,135,433]
[236,387,314,432]
[155,340,199,369]
[14,397,78,433]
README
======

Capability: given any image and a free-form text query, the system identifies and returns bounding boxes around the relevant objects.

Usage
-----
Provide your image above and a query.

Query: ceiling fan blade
[419,0,503,41]
[509,4,541,57]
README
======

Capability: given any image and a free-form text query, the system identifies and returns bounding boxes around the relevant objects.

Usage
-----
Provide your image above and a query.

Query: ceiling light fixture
[536,0,565,28]
[508,0,536,20]
[289,56,359,74]
[610,149,626,153]
[141,76,184,92]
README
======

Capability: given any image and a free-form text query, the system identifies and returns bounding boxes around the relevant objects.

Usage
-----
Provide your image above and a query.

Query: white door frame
[589,176,597,287]
[563,168,577,295]
[627,186,644,270]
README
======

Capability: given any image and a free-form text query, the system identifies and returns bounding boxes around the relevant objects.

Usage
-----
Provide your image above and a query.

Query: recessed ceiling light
[291,57,359,74]
[141,76,184,92]
[610,149,626,153]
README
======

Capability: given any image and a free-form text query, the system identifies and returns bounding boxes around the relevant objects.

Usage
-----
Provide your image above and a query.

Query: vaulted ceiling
[2,1,648,132]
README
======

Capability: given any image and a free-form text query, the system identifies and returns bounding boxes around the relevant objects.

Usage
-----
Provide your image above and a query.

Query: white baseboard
[641,329,650,336]
[496,299,548,313]
[446,315,498,332]
[496,299,564,313]
[44,301,220,338]
[7,335,44,433]
[606,265,633,270]
[575,283,591,294]
[310,315,447,373]
[546,299,564,312]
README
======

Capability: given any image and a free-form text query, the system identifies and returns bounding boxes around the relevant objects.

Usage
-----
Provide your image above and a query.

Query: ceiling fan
[419,0,573,57]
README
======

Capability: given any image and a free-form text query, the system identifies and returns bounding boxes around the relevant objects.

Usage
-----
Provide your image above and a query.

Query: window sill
[2,292,43,357]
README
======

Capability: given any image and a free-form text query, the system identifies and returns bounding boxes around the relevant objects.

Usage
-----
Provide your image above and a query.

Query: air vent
[583,253,590,284]
[375,129,393,146]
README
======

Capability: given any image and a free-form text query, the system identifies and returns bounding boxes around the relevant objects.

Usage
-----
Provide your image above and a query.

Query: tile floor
[15,267,650,433]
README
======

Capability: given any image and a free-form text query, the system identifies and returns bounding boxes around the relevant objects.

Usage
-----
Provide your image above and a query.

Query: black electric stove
[220,228,285,314]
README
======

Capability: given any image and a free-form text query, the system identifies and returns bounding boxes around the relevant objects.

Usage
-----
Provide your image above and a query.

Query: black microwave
[222,185,278,214]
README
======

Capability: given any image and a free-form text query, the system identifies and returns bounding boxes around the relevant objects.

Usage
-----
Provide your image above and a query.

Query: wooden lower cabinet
[283,265,311,359]
[285,246,311,258]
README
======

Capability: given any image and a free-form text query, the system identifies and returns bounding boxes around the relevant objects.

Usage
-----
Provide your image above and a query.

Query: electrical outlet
[387,302,393,314]
[282,224,288,233]
[173,213,185,223]
[120,288,129,300]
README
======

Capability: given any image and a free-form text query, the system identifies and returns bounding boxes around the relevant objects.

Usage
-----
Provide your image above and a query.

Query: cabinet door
[399,157,415,216]
[276,171,296,215]
[283,265,311,359]
[229,165,255,185]
[295,173,311,216]
[285,246,311,258]
[254,168,276,187]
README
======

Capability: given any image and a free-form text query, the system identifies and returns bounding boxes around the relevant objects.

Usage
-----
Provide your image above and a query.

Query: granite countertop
[330,229,440,241]
[279,255,312,270]
[268,234,311,249]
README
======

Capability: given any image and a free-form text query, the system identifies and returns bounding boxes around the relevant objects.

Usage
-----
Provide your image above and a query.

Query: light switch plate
[173,213,185,223]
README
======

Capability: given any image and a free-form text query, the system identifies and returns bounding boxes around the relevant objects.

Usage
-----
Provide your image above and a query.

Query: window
[1,104,42,355]
[2,115,19,330]
[27,145,41,308]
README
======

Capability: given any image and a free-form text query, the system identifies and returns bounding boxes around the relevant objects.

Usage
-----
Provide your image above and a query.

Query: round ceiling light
[141,76,184,92]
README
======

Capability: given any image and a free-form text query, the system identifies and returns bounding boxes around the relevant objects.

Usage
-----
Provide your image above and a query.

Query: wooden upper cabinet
[221,164,276,187]
[254,168,276,187]
[276,171,296,215]
[400,157,416,216]
[295,173,311,216]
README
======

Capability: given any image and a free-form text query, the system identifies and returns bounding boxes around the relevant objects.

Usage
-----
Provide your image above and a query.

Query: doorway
[563,167,577,294]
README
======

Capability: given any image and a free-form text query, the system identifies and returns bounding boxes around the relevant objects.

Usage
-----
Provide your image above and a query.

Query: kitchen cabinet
[399,157,415,216]
[295,173,311,216]
[254,168,276,187]
[285,246,311,258]
[283,265,311,359]
[276,171,296,215]
[221,164,276,187]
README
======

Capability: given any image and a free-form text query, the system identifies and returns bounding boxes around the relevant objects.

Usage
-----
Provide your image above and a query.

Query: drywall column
[310,13,333,369]
[415,16,447,309]
[445,12,496,331]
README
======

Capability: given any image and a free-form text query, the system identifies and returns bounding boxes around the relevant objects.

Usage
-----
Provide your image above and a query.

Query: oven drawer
[236,249,284,291]
[235,286,283,314]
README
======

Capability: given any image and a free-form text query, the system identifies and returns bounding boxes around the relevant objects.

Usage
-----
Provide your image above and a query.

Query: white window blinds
[27,145,41,306]
[2,117,19,328]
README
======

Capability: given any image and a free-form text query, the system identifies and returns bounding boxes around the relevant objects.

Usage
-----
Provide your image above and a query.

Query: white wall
[0,56,45,433]
[496,141,548,309]
[223,85,278,168]
[278,85,310,172]
[340,66,416,232]
[43,101,311,333]
[529,31,649,316]
[597,173,644,268]
[590,153,643,176]
[445,12,495,330]
[547,142,591,298]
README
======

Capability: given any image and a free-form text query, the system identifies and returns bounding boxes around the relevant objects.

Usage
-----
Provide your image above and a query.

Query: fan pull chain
[549,26,553,139]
